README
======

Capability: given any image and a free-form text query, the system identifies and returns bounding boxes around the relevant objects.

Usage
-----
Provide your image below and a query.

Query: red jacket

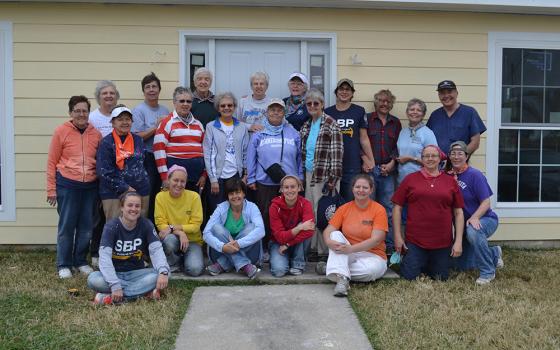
[46,121,101,196]
[269,195,314,246]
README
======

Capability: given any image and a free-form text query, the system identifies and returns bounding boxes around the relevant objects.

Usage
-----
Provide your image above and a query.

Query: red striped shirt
[153,111,205,180]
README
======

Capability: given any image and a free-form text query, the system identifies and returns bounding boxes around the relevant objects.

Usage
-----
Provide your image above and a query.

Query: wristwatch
[169,225,174,233]
[160,271,168,276]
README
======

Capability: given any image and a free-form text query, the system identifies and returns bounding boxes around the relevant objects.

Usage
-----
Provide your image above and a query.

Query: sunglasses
[177,99,193,104]
[306,101,321,107]
[220,104,234,108]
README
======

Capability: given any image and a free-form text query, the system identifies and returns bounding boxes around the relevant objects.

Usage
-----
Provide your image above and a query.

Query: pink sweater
[46,121,102,196]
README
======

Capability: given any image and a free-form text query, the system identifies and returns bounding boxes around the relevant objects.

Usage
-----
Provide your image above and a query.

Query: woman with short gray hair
[90,80,120,137]
[203,91,249,215]
[237,71,271,133]
[191,67,219,126]
[283,72,311,131]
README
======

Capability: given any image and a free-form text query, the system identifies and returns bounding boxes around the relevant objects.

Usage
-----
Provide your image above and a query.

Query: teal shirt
[305,118,322,172]
[224,207,245,238]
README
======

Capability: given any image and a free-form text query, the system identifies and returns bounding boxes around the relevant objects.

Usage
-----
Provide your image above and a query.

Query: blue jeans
[161,235,204,276]
[461,217,500,279]
[400,242,451,281]
[269,239,310,277]
[208,223,262,271]
[56,185,97,270]
[370,166,395,252]
[87,268,158,299]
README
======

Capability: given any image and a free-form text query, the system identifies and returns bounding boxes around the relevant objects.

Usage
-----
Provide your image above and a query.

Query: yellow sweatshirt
[154,190,203,245]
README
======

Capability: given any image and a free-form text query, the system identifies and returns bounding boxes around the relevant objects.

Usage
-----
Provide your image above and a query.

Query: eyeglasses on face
[72,109,89,114]
[421,154,440,159]
[306,101,321,107]
[219,104,234,108]
[177,99,193,104]
[449,151,466,157]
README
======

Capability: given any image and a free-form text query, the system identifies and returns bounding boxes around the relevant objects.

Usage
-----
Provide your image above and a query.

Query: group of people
[46,68,503,303]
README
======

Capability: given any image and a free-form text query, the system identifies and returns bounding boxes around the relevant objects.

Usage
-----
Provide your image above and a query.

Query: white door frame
[178,30,337,103]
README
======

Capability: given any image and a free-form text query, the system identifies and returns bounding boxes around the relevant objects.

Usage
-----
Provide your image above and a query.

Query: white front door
[214,39,300,100]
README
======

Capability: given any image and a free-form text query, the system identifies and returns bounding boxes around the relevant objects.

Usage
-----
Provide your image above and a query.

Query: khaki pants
[102,196,149,220]
[305,171,339,256]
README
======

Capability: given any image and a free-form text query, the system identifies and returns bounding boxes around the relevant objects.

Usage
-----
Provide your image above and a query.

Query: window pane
[519,130,541,164]
[502,48,522,86]
[498,166,517,201]
[501,87,521,123]
[518,166,540,202]
[541,166,560,202]
[545,50,560,87]
[499,129,518,164]
[523,49,545,86]
[545,88,560,124]
[542,130,560,164]
[521,87,544,123]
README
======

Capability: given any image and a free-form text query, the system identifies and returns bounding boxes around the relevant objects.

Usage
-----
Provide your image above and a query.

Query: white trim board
[486,31,560,218]
[178,30,337,104]
[0,22,15,221]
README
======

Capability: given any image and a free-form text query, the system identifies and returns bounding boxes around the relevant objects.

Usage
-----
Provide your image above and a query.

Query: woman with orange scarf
[97,105,150,220]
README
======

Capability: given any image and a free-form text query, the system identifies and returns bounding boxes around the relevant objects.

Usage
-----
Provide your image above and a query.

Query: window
[0,22,15,221]
[488,33,560,217]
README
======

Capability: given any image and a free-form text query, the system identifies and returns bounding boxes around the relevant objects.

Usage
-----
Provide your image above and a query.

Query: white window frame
[0,22,15,221]
[487,31,560,218]
[178,30,337,105]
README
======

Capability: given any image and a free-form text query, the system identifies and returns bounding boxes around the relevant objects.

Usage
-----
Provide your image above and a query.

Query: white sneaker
[334,274,350,297]
[77,265,94,276]
[496,246,504,269]
[91,257,99,269]
[476,275,495,285]
[58,268,72,279]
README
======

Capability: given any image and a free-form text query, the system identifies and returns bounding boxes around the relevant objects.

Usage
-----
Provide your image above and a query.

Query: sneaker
[206,262,224,276]
[241,264,260,280]
[476,275,496,285]
[145,288,161,301]
[262,251,270,263]
[334,274,350,297]
[169,264,181,273]
[289,267,303,276]
[91,257,99,269]
[58,268,72,279]
[496,246,504,269]
[77,265,94,276]
[315,261,327,275]
[92,293,113,305]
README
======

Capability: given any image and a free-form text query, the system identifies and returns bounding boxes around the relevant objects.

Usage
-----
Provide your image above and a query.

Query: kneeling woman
[155,165,204,276]
[322,174,388,297]
[203,178,264,279]
[87,192,170,304]
[269,176,315,277]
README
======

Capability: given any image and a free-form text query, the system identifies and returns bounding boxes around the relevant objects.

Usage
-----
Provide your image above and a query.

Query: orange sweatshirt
[46,121,102,196]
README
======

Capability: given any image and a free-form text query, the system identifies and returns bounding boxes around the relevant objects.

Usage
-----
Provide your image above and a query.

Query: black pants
[255,182,281,250]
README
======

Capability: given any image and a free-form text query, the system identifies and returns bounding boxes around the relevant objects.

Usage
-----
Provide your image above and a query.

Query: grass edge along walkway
[1,249,559,349]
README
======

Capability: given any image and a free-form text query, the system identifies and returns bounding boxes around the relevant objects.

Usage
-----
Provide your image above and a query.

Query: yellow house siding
[0,3,559,244]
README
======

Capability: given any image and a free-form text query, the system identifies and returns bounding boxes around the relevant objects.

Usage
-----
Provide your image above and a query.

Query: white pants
[326,230,387,282]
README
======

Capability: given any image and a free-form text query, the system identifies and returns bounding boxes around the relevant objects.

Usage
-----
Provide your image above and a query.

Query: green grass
[1,249,559,349]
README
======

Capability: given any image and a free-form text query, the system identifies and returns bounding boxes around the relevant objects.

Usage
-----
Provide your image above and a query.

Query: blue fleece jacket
[247,124,303,186]
[96,133,150,200]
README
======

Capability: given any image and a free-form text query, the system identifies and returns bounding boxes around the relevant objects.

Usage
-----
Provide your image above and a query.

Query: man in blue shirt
[427,80,486,154]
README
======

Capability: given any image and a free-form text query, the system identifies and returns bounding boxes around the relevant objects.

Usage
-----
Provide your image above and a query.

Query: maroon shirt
[392,171,464,249]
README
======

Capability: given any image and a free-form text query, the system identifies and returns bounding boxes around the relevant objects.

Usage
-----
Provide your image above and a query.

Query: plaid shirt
[300,114,343,186]
[367,112,402,165]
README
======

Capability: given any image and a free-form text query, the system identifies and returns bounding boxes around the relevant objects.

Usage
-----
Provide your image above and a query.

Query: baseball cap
[449,140,468,154]
[110,105,133,120]
[335,78,355,91]
[267,98,286,109]
[436,80,457,91]
[288,72,309,86]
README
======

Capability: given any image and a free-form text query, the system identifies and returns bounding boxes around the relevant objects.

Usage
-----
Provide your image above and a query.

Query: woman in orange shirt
[322,174,388,297]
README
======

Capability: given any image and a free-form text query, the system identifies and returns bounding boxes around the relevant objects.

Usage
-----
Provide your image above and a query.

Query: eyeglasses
[421,154,440,159]
[289,81,304,87]
[306,101,321,107]
[72,109,89,114]
[449,151,466,157]
[219,104,234,108]
[177,99,193,104]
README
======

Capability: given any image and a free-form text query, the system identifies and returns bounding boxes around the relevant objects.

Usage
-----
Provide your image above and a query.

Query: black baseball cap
[437,80,457,91]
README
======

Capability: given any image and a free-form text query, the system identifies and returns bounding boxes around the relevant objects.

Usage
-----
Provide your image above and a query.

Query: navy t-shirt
[325,104,367,175]
[100,217,159,272]
[426,104,486,153]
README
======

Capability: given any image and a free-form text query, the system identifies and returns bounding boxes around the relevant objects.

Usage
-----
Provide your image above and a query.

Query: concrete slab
[175,284,373,350]
[171,262,400,283]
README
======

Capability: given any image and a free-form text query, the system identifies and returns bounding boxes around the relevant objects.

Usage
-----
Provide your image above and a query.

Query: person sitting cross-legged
[203,178,264,279]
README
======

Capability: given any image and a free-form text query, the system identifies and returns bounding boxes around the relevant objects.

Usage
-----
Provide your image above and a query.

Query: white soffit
[9,0,560,16]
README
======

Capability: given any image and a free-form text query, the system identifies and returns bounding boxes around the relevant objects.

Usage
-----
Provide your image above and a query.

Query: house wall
[0,3,558,244]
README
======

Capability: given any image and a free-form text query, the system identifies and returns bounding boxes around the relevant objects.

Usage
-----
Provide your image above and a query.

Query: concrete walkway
[175,284,373,350]
[171,262,399,283]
